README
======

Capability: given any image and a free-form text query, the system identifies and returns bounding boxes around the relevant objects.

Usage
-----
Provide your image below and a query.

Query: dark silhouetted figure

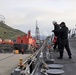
[52,21,60,51]
[54,22,72,59]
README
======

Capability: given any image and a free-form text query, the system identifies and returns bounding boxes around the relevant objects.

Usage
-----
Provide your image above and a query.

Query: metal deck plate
[47,64,63,69]
[46,69,64,75]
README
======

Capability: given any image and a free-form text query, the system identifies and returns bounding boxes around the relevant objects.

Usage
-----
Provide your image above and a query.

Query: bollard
[18,58,23,69]
[13,68,21,75]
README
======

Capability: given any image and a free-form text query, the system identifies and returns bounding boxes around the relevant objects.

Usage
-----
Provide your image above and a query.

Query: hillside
[0,22,26,40]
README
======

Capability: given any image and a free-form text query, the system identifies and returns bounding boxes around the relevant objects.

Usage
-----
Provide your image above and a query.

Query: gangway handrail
[15,48,41,70]
[24,36,51,75]
[24,44,45,74]
[31,36,52,75]
[12,36,52,75]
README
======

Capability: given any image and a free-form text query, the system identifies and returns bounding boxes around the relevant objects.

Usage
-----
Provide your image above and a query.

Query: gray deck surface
[52,38,76,75]
[34,38,76,75]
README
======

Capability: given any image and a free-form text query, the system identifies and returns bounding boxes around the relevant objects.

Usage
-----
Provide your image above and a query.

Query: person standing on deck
[53,22,72,59]
[52,21,60,52]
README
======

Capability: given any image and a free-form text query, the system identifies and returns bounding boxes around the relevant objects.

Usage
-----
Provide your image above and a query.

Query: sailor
[52,21,60,51]
[53,22,72,59]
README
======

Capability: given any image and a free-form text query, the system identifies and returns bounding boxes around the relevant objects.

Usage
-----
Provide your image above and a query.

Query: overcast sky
[0,0,76,36]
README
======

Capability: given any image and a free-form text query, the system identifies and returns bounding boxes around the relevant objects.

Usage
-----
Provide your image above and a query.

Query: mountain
[0,22,26,40]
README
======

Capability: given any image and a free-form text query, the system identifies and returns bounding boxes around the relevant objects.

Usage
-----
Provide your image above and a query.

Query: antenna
[35,20,40,40]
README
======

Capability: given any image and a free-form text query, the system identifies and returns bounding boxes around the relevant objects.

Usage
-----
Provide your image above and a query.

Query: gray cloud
[0,0,76,36]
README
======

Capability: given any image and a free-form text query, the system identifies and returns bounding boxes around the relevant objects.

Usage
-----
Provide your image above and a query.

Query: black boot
[69,56,72,59]
[57,57,63,59]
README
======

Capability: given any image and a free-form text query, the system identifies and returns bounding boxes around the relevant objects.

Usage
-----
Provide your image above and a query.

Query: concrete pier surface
[0,53,31,75]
